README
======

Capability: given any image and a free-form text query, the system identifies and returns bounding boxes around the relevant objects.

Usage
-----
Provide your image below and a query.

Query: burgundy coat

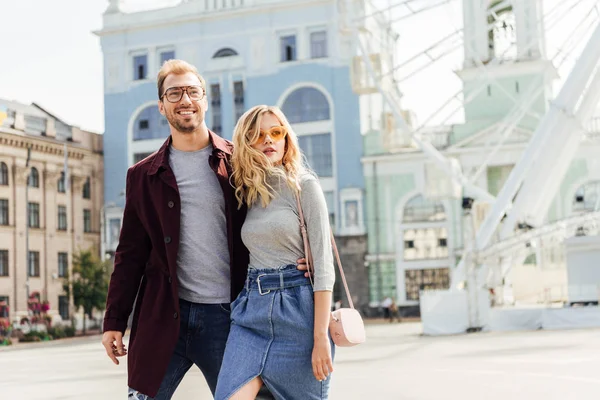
[103,132,249,397]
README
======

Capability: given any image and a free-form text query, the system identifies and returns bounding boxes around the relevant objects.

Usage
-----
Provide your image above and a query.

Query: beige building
[0,100,103,322]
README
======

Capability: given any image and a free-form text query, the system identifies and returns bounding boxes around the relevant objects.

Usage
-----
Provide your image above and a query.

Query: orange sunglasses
[254,126,288,143]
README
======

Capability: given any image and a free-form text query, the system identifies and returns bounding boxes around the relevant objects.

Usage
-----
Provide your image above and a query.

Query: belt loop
[280,272,284,290]
[246,276,250,291]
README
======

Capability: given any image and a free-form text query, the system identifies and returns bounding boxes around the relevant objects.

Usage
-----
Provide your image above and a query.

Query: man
[102,59,306,399]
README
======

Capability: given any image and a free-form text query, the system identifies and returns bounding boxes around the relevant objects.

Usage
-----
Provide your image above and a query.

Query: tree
[63,250,110,334]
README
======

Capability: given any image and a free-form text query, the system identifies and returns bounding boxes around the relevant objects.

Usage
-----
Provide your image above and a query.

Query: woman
[215,105,335,400]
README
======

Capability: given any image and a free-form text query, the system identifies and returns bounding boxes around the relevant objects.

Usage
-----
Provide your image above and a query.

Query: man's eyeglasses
[161,85,205,103]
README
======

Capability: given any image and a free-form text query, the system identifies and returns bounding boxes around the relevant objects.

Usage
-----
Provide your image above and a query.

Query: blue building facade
[97,0,366,257]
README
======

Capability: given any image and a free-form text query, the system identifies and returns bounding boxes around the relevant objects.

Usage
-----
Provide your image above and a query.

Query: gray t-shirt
[241,173,335,292]
[169,144,230,303]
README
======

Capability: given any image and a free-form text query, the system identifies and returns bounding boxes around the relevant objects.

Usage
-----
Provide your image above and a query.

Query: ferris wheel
[339,0,600,302]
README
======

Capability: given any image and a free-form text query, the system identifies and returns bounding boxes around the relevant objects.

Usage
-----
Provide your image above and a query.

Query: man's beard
[167,110,201,133]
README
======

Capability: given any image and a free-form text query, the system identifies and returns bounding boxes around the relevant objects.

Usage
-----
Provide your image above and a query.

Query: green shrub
[64,326,76,337]
[48,326,67,339]
[21,331,51,342]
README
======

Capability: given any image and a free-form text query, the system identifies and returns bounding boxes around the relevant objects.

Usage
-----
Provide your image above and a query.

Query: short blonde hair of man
[156,59,206,100]
[231,105,306,209]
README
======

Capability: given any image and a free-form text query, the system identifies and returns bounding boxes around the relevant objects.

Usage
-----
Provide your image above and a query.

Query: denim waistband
[246,264,311,294]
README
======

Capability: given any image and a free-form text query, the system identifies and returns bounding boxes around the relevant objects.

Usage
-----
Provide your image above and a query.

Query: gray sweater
[241,173,335,292]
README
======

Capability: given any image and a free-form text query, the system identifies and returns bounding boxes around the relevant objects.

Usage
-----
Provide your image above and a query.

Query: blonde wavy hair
[232,105,305,208]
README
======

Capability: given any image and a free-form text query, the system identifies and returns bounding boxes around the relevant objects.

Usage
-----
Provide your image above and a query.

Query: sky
[0,0,596,134]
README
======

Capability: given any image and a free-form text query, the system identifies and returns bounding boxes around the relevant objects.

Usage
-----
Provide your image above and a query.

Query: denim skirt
[214,265,334,400]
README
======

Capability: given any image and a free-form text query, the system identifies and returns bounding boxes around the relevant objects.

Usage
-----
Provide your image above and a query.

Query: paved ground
[1,323,599,399]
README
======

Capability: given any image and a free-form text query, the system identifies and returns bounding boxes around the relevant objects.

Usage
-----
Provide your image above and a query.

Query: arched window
[0,162,8,186]
[281,87,333,176]
[29,167,39,188]
[133,105,170,141]
[213,48,238,58]
[281,87,330,123]
[573,181,600,213]
[402,195,446,223]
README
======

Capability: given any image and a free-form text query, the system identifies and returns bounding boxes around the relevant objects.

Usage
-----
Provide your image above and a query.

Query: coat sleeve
[103,168,152,334]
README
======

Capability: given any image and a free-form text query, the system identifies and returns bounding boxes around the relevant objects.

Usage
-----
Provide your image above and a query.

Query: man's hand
[296,257,313,278]
[102,331,127,365]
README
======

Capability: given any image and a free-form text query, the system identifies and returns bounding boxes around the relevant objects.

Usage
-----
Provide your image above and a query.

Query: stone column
[44,166,62,317]
[12,164,29,317]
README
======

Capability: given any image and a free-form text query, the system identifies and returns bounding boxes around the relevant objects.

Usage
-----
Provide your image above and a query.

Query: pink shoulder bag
[294,192,366,347]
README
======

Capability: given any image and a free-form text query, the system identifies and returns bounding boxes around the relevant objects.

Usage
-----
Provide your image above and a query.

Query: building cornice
[95,0,331,37]
[0,130,98,162]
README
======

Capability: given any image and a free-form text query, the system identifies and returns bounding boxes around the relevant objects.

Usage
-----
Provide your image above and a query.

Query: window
[0,162,7,185]
[133,152,153,164]
[281,87,330,123]
[344,200,359,228]
[57,205,67,231]
[160,50,175,65]
[403,228,449,260]
[233,81,245,122]
[405,268,450,301]
[139,120,149,130]
[133,54,148,80]
[280,35,297,62]
[572,181,600,213]
[59,295,69,321]
[211,84,222,135]
[28,202,40,228]
[0,250,8,277]
[58,252,68,278]
[83,209,92,233]
[213,48,238,58]
[57,172,66,193]
[298,133,333,177]
[0,199,7,226]
[133,106,170,141]
[24,116,47,135]
[28,167,39,188]
[28,251,40,277]
[310,31,328,58]
[83,177,91,199]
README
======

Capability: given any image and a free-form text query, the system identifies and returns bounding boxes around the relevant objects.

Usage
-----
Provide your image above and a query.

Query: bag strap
[294,191,355,310]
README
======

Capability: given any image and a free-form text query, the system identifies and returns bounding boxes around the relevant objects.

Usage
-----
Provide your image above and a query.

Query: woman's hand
[312,335,333,381]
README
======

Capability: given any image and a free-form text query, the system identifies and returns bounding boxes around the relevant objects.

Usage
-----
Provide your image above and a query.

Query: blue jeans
[215,265,334,400]
[128,299,231,400]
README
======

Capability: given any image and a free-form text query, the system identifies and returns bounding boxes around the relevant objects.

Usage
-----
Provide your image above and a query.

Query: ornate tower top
[105,0,123,14]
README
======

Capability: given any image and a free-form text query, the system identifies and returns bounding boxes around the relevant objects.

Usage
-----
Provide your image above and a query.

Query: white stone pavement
[1,323,599,399]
